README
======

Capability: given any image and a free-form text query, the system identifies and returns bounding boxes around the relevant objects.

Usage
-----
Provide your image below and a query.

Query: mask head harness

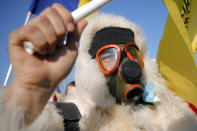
[89,27,145,104]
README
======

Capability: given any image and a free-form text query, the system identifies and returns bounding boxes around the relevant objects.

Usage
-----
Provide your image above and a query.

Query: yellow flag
[78,0,90,7]
[156,0,197,107]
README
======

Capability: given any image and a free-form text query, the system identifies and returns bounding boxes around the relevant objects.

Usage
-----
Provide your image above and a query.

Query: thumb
[76,20,88,36]
[66,20,87,49]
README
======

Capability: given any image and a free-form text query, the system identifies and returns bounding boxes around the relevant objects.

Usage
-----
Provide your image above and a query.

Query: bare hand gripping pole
[3,0,112,87]
[23,0,112,54]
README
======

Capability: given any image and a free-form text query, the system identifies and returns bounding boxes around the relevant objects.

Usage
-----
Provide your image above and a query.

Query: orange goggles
[96,42,144,75]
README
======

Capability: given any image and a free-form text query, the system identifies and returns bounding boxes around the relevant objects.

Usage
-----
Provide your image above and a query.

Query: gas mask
[89,27,145,104]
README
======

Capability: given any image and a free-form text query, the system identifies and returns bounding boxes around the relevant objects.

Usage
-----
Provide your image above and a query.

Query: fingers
[52,3,75,32]
[9,3,76,55]
[28,15,57,54]
[9,25,48,55]
[40,7,66,47]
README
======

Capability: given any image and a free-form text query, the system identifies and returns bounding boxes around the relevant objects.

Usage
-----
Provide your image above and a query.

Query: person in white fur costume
[0,4,197,131]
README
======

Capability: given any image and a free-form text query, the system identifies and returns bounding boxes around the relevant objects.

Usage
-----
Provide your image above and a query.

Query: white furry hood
[73,13,197,130]
[75,13,163,108]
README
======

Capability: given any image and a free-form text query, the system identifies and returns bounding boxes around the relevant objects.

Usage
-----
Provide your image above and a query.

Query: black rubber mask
[90,27,144,104]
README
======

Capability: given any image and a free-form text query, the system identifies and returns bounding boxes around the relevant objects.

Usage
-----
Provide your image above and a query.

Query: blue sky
[0,0,169,90]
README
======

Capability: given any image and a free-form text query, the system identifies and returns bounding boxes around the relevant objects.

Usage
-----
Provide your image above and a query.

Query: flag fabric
[53,87,63,101]
[53,93,58,101]
[29,0,89,15]
[156,0,197,107]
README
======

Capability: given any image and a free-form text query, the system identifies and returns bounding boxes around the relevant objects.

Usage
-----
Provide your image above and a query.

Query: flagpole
[3,64,12,87]
[3,12,32,87]
[24,12,32,25]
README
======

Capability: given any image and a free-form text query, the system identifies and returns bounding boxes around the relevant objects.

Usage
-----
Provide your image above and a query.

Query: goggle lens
[98,48,118,71]
[127,45,144,67]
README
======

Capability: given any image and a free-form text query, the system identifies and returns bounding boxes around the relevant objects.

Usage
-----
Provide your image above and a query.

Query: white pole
[3,12,32,87]
[71,0,112,22]
[24,12,32,25]
[3,64,12,87]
